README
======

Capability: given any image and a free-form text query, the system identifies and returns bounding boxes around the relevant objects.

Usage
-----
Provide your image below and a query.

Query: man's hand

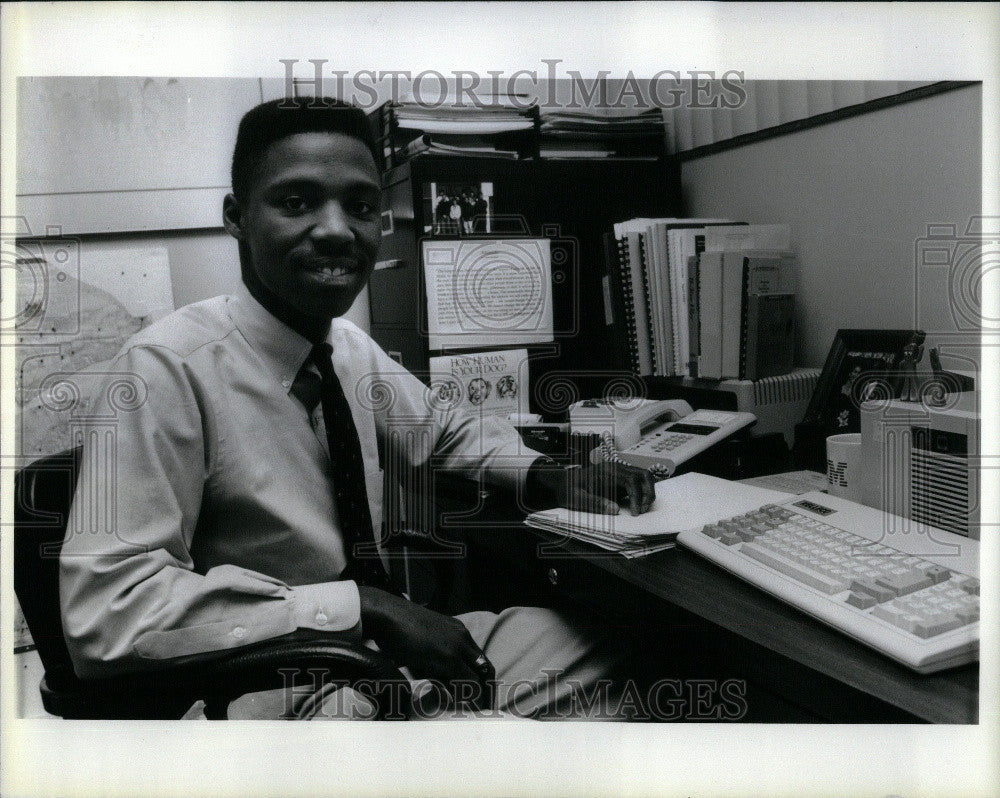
[525,459,656,516]
[358,587,494,710]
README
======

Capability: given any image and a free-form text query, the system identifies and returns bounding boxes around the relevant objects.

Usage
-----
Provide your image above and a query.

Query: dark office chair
[13,447,411,720]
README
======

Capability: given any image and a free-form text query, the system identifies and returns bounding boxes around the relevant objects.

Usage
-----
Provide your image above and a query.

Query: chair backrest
[12,445,413,720]
[13,447,84,693]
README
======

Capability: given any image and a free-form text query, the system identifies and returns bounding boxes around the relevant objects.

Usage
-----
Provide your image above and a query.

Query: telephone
[569,398,757,477]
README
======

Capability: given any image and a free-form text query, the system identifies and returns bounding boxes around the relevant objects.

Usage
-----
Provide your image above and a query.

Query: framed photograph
[422,181,494,235]
[794,328,923,468]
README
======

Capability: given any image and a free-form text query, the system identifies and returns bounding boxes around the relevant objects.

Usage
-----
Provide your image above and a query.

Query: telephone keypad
[688,410,734,425]
[646,432,694,453]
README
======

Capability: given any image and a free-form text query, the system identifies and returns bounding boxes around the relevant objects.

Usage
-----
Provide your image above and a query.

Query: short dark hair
[230,97,380,203]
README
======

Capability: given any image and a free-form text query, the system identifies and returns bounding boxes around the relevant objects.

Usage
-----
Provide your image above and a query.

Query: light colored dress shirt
[60,287,536,679]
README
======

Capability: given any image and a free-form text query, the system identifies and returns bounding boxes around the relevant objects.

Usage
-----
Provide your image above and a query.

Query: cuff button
[231,626,247,639]
[315,612,329,626]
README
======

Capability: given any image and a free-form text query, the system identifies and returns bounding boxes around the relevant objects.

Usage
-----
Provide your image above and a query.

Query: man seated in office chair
[59,97,655,720]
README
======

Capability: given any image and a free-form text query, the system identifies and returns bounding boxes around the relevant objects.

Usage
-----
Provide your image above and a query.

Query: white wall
[19,73,370,330]
[68,229,372,331]
[21,79,980,349]
[680,84,982,374]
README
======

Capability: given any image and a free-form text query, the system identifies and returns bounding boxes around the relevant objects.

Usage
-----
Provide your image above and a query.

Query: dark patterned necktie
[298,342,396,593]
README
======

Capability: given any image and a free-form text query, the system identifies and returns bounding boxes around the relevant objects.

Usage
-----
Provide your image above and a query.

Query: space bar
[740,544,847,594]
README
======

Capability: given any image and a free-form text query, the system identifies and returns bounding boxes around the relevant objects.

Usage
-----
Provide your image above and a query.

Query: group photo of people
[428,182,493,235]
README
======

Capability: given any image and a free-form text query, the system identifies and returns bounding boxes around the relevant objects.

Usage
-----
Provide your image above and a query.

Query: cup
[826,433,864,502]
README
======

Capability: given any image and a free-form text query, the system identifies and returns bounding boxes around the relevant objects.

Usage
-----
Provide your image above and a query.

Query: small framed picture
[422,181,494,236]
[802,328,923,436]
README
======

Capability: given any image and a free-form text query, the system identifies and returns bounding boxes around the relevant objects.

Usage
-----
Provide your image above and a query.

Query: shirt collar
[227,285,315,392]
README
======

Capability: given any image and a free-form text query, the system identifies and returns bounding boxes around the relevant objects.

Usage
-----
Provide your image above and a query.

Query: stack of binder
[603,220,798,382]
[694,225,796,380]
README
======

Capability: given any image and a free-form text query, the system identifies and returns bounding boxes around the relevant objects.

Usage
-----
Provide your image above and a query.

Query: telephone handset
[569,398,757,478]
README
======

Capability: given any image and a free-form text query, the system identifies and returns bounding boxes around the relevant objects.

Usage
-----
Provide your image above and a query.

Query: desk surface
[454,521,977,724]
[556,537,976,723]
[421,471,978,724]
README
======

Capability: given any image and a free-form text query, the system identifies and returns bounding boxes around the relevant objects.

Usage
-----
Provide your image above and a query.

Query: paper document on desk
[525,473,793,558]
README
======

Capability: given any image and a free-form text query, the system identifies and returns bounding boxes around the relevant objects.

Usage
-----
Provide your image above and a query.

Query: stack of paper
[401,133,519,159]
[394,97,535,136]
[525,473,792,558]
[539,106,665,159]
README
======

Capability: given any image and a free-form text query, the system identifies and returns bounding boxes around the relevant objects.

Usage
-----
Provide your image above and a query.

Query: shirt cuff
[290,579,362,635]
[486,448,551,496]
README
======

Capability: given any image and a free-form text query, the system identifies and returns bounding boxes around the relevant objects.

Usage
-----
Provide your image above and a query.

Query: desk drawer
[466,532,657,630]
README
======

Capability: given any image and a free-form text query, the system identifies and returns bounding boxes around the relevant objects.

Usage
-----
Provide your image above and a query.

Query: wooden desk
[412,479,978,724]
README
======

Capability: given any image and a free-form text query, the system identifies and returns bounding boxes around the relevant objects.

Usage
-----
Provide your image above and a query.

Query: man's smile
[296,255,364,283]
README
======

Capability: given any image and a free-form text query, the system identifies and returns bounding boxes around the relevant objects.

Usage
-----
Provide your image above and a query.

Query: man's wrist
[524,455,562,510]
[358,585,394,639]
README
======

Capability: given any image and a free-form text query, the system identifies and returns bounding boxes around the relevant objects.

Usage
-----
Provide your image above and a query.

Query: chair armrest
[194,637,411,720]
[43,636,410,720]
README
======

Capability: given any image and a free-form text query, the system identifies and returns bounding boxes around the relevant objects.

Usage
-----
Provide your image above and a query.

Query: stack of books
[539,106,666,159]
[604,220,798,381]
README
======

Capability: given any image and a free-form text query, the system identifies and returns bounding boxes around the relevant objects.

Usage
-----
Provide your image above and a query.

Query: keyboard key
[914,613,964,639]
[873,605,925,634]
[846,591,877,609]
[850,578,897,603]
[741,543,849,594]
[922,565,952,584]
[720,532,742,546]
[956,605,980,624]
[960,578,980,595]
[875,571,934,597]
[701,524,724,539]
[872,603,908,625]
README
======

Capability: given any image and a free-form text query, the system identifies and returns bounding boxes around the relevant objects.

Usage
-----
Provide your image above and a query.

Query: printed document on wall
[429,349,529,420]
[423,239,554,350]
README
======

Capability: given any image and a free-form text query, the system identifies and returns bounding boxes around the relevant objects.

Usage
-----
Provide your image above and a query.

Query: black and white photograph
[425,182,494,235]
[1,3,997,797]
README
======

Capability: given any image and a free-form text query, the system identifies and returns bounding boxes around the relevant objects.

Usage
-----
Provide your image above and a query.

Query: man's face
[232,131,382,322]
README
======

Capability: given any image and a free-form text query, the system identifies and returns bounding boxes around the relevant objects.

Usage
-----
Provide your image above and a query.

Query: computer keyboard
[676,491,979,673]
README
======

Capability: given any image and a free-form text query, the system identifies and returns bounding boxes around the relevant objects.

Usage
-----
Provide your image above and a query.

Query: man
[60,98,654,719]
[434,191,452,234]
